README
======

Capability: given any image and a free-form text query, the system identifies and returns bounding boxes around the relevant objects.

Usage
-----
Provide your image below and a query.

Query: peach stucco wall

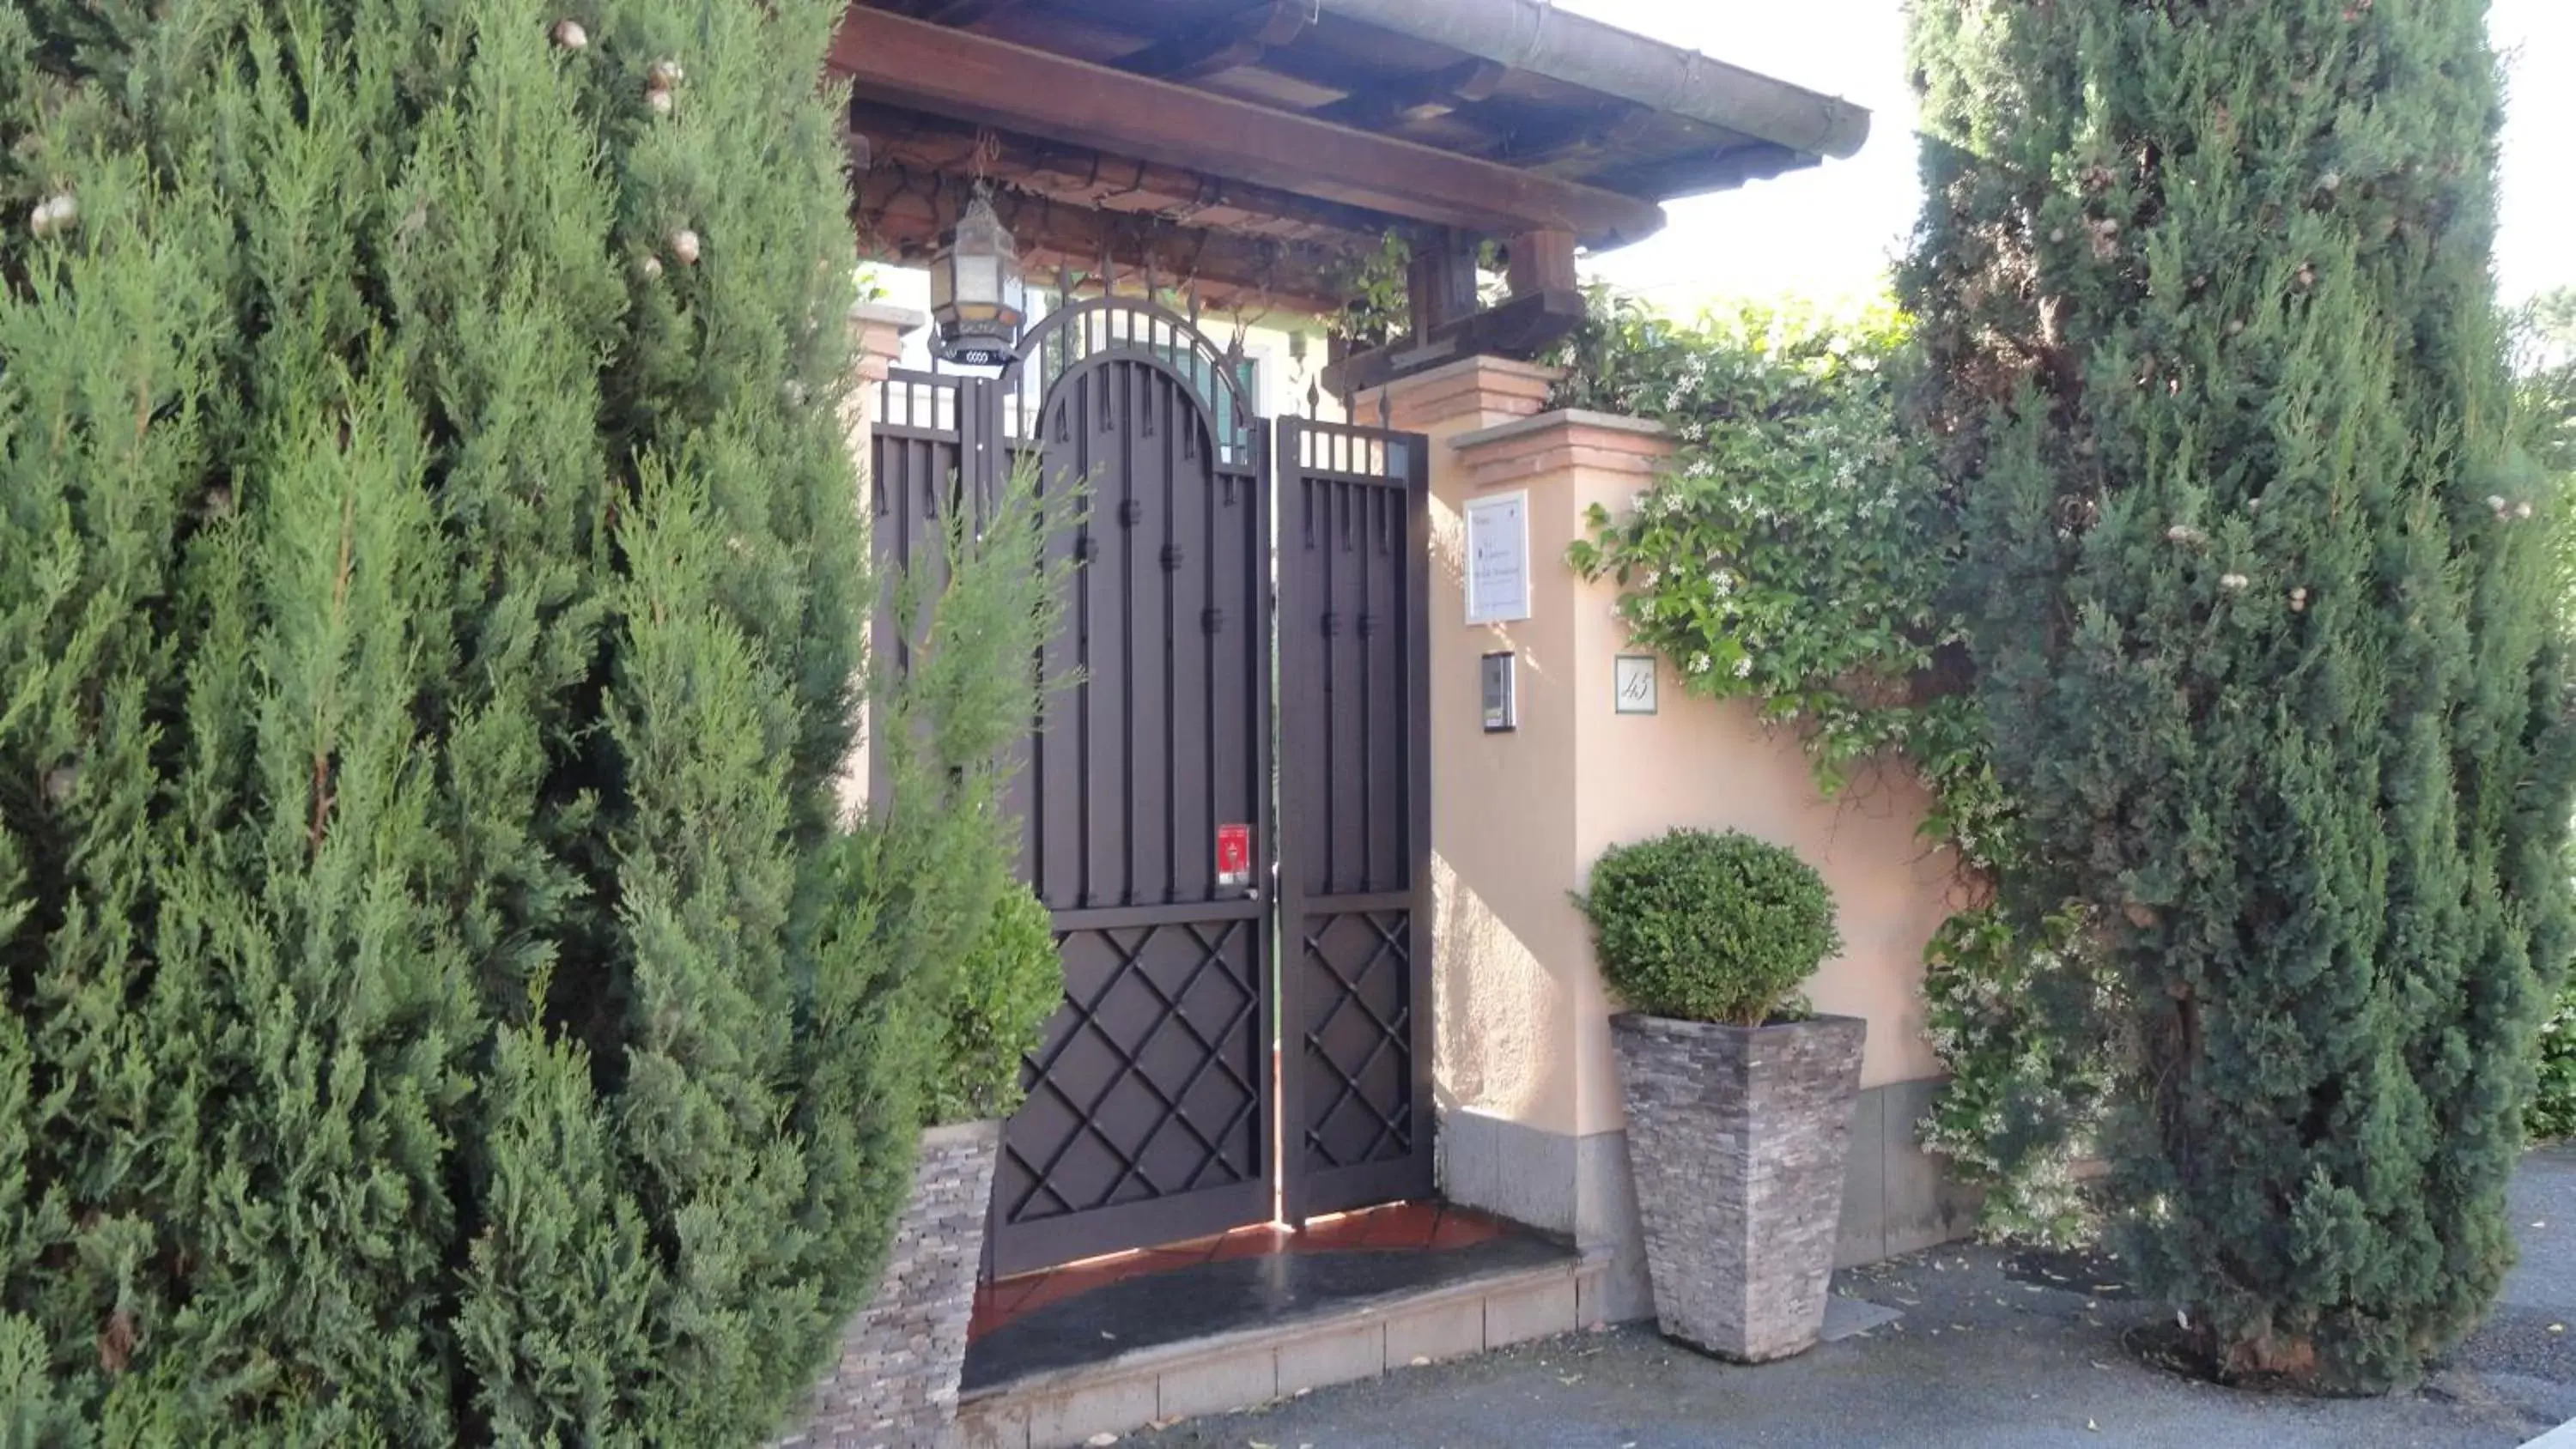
[1368,360,1600,1138]
[1551,434,1954,1094]
[1370,363,1954,1147]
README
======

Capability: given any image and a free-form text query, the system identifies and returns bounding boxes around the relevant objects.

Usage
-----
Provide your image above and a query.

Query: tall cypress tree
[1906,0,2576,1390]
[0,0,1046,1439]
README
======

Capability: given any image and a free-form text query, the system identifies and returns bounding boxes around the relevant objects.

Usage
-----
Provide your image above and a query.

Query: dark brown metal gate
[1276,420,1434,1221]
[872,300,1430,1279]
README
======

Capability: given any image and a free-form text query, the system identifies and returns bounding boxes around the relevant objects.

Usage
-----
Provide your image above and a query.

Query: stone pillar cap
[1450,409,1670,452]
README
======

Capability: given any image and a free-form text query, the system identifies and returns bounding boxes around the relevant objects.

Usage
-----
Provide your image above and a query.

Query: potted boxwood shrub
[1583,828,1862,1363]
[805,884,1061,1446]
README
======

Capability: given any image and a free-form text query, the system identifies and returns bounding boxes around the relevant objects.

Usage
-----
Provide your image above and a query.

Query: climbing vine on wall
[1555,291,2109,1241]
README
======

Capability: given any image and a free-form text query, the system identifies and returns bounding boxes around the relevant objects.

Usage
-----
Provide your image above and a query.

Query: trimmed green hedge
[1580,829,1841,1028]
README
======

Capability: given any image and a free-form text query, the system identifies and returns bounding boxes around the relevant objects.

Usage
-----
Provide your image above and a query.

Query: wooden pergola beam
[847,101,1388,249]
[828,6,1668,247]
[854,167,1354,315]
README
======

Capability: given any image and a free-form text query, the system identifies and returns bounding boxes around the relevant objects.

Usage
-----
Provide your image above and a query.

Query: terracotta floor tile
[1209,1225,1290,1261]
[963,1209,1576,1384]
[1353,1202,1439,1249]
[1167,1230,1230,1264]
[1296,1215,1373,1252]
[967,1198,1545,1345]
[1011,1265,1114,1317]
[1427,1206,1507,1250]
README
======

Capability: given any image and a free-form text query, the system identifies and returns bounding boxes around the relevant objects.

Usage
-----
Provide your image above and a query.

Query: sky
[1558,0,2576,313]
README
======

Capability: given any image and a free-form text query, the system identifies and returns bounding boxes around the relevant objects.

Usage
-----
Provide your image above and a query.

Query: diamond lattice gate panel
[991,304,1274,1277]
[1277,419,1435,1222]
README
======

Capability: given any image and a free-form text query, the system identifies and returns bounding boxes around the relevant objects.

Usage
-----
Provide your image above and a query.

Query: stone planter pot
[782,1119,1001,1449]
[1610,1012,1865,1364]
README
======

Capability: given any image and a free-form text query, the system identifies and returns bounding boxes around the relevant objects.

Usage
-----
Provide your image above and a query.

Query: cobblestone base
[780,1120,1002,1449]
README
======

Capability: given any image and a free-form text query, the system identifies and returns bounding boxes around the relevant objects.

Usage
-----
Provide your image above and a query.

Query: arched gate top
[1001,296,1262,465]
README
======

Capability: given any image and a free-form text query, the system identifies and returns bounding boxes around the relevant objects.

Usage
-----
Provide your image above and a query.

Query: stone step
[957,1251,1610,1449]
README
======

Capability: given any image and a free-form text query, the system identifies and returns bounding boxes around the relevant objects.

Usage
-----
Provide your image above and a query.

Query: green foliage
[1561,294,1969,802]
[1557,289,2105,1240]
[1580,829,1841,1028]
[2533,1001,2576,1143]
[2517,289,2576,1142]
[1907,0,2576,1391]
[1918,902,2111,1246]
[927,885,1061,1126]
[2512,289,2576,476]
[1328,230,1504,349]
[1332,232,1415,350]
[0,0,1050,1440]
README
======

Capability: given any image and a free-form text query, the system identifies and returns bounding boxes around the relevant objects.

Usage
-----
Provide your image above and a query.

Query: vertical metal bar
[1161,372,1181,902]
[1252,416,1283,1225]
[1200,438,1218,904]
[1358,482,1376,892]
[1401,427,1435,1191]
[1117,363,1139,905]
[1291,463,1314,1203]
[1170,407,1211,905]
[1077,372,1101,907]
[1318,470,1337,897]
[1028,430,1047,900]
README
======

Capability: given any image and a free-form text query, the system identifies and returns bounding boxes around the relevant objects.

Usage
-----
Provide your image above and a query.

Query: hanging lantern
[931,183,1026,367]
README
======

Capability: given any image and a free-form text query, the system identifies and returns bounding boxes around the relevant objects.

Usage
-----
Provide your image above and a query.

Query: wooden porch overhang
[830,0,1868,377]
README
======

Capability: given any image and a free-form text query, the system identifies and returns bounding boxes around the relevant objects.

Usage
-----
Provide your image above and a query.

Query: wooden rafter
[1115,0,1315,84]
[828,5,1668,247]
[1503,103,1657,170]
[1310,58,1509,131]
[916,0,1023,26]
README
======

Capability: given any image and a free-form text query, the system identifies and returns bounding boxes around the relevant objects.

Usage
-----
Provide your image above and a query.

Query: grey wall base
[1438,1106,1655,1322]
[1836,1077,1983,1270]
[1438,1077,1978,1325]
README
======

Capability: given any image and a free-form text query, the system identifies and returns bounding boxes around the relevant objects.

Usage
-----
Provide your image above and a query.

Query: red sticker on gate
[1216,823,1252,888]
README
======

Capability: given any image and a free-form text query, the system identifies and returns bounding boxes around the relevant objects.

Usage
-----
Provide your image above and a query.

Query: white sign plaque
[1614,655,1658,714]
[1464,491,1531,625]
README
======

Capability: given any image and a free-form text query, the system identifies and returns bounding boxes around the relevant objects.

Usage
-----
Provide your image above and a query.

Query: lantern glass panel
[951,252,999,308]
